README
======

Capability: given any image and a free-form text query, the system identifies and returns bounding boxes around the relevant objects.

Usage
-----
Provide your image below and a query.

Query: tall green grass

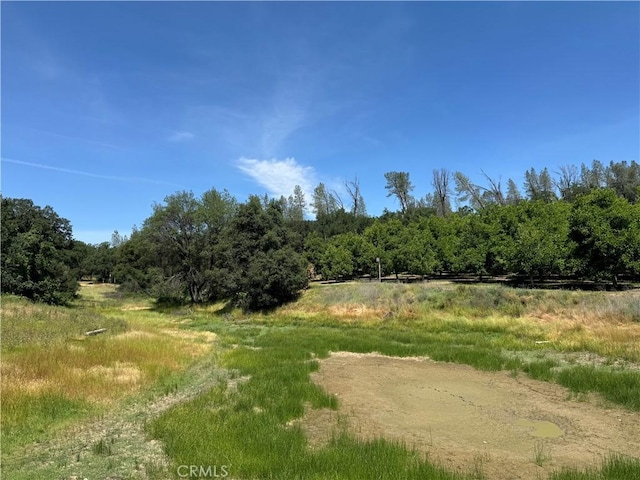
[549,455,640,480]
[1,294,128,350]
[1,392,93,450]
[151,317,640,479]
[150,326,473,479]
[5,282,639,478]
[556,366,640,410]
[1,291,213,456]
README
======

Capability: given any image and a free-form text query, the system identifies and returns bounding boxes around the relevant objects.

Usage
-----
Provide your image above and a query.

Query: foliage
[311,182,341,218]
[112,228,158,293]
[226,196,308,310]
[524,167,556,202]
[507,202,571,283]
[1,197,78,304]
[320,244,354,280]
[313,208,373,239]
[569,189,640,284]
[9,157,639,308]
[141,189,237,303]
[384,171,414,215]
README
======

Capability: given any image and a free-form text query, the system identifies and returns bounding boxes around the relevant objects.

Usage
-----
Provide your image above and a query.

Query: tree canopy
[1,197,78,304]
[4,159,638,309]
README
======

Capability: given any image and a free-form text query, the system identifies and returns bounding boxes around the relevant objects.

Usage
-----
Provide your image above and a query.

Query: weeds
[556,366,640,410]
[92,437,114,456]
[1,294,128,350]
[4,281,640,479]
[523,359,559,382]
[0,286,215,456]
[533,440,551,466]
[549,454,640,479]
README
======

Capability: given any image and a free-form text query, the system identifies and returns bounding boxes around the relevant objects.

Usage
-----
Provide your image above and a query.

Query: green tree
[605,160,640,203]
[507,202,571,285]
[320,244,354,281]
[428,215,460,274]
[304,231,327,278]
[1,197,78,304]
[580,160,607,190]
[524,167,557,202]
[384,171,414,215]
[506,178,523,205]
[364,219,407,279]
[401,220,438,278]
[227,196,308,309]
[143,189,236,303]
[311,183,340,218]
[453,213,498,279]
[86,242,117,283]
[113,228,157,293]
[287,185,306,222]
[569,189,639,286]
[332,232,377,278]
[313,209,373,239]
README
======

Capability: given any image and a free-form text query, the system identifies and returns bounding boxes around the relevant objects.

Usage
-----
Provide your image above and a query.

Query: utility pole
[376,257,381,282]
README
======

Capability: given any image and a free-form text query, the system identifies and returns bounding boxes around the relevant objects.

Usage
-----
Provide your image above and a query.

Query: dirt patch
[289,405,341,449]
[310,352,640,480]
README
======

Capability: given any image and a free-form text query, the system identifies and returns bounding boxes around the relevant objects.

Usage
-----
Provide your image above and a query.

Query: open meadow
[2,281,639,479]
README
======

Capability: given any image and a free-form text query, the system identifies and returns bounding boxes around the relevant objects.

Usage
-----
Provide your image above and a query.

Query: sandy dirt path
[310,352,640,480]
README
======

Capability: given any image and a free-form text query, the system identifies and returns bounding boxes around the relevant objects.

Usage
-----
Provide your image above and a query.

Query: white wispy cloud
[258,69,317,156]
[2,157,186,188]
[260,103,306,156]
[236,157,315,199]
[168,131,195,142]
[26,127,124,150]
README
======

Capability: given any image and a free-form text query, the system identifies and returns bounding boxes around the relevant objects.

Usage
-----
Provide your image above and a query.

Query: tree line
[2,159,638,306]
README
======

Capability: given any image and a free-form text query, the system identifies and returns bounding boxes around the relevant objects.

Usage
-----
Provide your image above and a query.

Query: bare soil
[309,352,640,480]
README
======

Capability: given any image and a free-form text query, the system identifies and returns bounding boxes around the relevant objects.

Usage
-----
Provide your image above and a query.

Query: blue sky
[2,1,638,244]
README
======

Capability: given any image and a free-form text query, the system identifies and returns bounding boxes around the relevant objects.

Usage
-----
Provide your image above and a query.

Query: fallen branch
[85,328,107,336]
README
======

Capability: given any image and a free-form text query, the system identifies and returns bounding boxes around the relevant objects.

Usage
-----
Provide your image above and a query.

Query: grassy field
[2,281,639,479]
[1,284,216,463]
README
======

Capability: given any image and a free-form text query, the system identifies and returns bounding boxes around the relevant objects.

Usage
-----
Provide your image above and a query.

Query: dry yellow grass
[1,283,217,423]
[2,332,200,404]
[277,282,640,362]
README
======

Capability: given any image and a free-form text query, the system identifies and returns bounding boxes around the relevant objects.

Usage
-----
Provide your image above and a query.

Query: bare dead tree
[332,189,345,211]
[431,168,452,217]
[481,170,506,206]
[345,176,367,216]
[454,172,486,211]
[554,164,579,200]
